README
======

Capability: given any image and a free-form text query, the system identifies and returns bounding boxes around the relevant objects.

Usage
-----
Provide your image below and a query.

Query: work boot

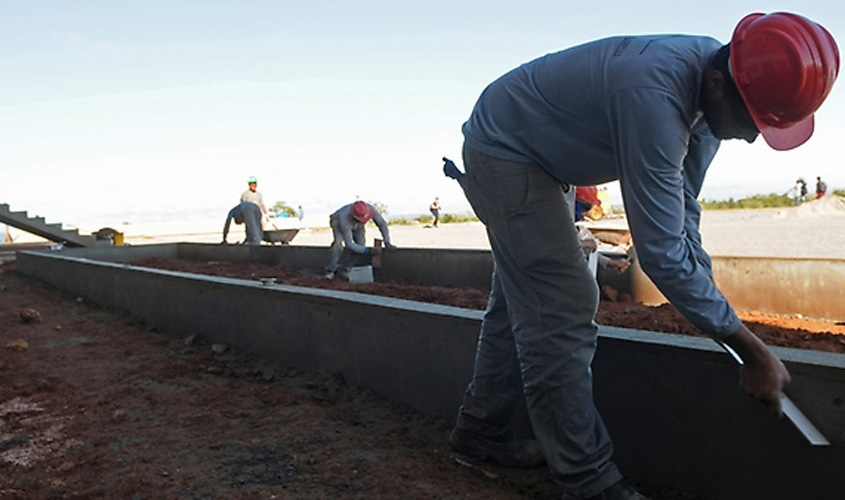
[449,427,545,468]
[562,478,651,500]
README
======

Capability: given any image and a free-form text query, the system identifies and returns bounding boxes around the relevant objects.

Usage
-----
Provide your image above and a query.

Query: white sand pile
[792,195,845,218]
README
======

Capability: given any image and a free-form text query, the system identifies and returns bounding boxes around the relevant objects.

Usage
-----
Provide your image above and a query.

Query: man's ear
[704,68,727,100]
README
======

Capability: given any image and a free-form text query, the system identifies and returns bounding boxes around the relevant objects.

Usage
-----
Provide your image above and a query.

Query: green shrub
[441,213,477,223]
[388,218,416,226]
[387,213,479,225]
[701,193,794,210]
[270,201,297,217]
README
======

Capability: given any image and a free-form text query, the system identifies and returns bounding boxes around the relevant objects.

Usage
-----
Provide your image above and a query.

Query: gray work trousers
[325,216,368,273]
[455,142,622,498]
[241,203,264,245]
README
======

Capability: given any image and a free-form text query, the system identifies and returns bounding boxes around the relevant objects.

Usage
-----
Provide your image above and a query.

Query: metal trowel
[716,340,830,446]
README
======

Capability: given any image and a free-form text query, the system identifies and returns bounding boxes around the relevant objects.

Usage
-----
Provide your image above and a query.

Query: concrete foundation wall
[54,243,845,322]
[613,253,845,322]
[16,246,845,499]
[713,257,845,322]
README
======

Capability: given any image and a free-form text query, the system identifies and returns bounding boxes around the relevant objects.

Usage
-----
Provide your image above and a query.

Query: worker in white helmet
[444,12,839,500]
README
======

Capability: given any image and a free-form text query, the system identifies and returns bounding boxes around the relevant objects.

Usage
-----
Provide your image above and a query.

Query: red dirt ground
[2,257,843,499]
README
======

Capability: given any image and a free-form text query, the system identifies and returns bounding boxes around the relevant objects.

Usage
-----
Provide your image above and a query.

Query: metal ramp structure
[0,203,100,248]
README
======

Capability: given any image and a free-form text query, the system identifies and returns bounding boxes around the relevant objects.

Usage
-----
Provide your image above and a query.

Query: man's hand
[606,258,630,273]
[723,324,792,416]
[580,238,598,252]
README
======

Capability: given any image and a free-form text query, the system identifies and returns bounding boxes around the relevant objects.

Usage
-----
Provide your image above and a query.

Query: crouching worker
[325,200,393,279]
[222,201,263,245]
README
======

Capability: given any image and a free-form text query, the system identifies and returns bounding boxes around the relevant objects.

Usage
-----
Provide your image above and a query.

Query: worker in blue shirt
[444,12,838,500]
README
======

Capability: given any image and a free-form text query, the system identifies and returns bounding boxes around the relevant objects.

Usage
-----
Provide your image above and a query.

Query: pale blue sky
[1,1,843,227]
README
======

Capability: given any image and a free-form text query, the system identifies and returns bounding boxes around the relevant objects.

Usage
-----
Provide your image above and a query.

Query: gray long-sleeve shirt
[463,34,739,338]
[223,201,263,245]
[330,203,391,254]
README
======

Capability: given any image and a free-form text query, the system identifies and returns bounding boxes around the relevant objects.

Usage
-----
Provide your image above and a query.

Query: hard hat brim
[759,115,814,151]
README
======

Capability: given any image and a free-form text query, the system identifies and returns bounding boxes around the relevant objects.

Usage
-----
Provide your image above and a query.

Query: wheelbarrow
[262,228,299,245]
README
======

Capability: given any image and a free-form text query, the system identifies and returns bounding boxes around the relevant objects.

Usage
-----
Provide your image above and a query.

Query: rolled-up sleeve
[371,211,391,247]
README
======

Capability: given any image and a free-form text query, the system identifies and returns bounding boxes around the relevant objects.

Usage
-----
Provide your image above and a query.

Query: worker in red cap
[445,12,838,500]
[325,200,393,279]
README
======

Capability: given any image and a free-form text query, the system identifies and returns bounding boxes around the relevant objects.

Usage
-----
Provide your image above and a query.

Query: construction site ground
[2,254,844,500]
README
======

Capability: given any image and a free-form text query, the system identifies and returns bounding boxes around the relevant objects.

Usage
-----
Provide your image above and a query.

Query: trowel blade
[715,340,830,446]
[781,395,830,446]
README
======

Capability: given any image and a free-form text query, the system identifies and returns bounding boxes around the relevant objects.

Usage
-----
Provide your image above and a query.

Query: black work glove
[443,157,465,180]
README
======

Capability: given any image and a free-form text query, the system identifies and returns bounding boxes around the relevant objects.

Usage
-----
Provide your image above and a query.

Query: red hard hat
[730,12,839,151]
[350,201,373,223]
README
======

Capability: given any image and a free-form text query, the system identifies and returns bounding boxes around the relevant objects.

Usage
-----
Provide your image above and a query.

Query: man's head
[704,12,839,150]
[350,201,373,223]
[700,44,760,143]
[248,176,258,191]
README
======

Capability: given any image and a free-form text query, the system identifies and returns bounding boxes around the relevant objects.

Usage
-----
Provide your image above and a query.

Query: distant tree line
[701,190,841,210]
[270,201,297,217]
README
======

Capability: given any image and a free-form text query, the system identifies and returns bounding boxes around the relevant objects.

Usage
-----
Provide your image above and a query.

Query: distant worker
[574,185,603,221]
[816,176,828,199]
[578,230,631,275]
[222,201,263,245]
[297,205,305,224]
[794,178,807,205]
[429,197,442,227]
[325,201,393,279]
[443,12,836,500]
[566,188,631,276]
[241,176,268,216]
[596,187,613,217]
